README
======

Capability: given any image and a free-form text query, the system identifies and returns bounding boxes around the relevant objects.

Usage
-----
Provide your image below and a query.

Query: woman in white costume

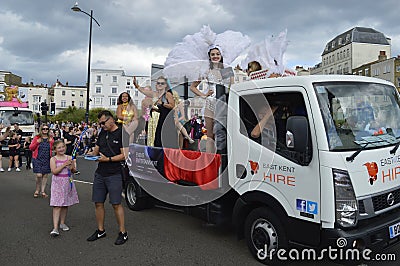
[163,25,250,153]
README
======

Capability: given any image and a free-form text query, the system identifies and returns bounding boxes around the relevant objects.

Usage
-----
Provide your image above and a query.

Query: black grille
[372,188,400,212]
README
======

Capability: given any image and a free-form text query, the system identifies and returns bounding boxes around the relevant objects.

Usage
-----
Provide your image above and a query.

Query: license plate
[389,222,400,239]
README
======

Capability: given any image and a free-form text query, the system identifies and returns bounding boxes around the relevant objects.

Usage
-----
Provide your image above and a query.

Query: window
[384,65,391,74]
[135,90,139,97]
[95,87,102,94]
[79,101,84,108]
[94,98,103,105]
[397,77,400,87]
[358,70,362,75]
[239,91,311,165]
[112,76,117,83]
[96,75,101,83]
[71,90,75,97]
[338,38,342,45]
[127,79,131,85]
[33,104,39,112]
[346,34,350,42]
[62,90,66,96]
[347,49,350,57]
[331,41,335,49]
[71,101,75,107]
[111,87,117,94]
[134,100,138,106]
[126,90,130,95]
[365,68,369,76]
[80,91,84,97]
[110,97,117,106]
[343,63,349,74]
[33,95,41,103]
[61,100,66,107]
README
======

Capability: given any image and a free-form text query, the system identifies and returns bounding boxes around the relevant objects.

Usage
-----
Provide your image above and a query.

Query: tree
[48,107,115,124]
[89,107,115,123]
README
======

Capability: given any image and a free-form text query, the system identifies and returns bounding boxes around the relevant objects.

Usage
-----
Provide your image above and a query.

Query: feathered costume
[242,29,296,79]
[163,25,251,82]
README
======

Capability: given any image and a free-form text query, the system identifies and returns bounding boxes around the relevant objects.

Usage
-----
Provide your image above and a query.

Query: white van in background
[0,107,35,153]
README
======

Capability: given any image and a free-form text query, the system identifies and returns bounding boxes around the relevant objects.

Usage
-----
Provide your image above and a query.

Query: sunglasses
[42,128,49,130]
[156,82,166,85]
[99,117,110,126]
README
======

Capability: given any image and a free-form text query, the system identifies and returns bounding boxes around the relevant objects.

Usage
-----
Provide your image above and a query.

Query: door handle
[236,164,247,179]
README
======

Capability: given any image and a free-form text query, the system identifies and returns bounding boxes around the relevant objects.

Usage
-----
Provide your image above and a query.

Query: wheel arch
[232,191,288,240]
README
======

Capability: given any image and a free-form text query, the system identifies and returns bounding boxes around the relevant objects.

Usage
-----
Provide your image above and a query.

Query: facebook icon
[296,199,307,212]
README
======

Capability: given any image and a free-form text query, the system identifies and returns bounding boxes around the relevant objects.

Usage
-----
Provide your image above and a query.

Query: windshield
[0,110,34,126]
[314,82,400,151]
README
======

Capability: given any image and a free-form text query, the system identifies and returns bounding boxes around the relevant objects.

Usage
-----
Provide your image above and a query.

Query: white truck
[0,107,35,153]
[125,75,400,263]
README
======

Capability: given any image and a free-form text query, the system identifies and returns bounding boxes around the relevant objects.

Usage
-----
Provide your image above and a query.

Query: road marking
[73,180,93,185]
[73,180,126,199]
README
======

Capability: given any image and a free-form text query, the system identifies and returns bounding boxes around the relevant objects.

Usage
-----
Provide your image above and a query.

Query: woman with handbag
[30,124,54,198]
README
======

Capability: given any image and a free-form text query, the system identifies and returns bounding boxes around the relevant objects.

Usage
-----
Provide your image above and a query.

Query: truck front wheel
[244,207,288,264]
[125,178,152,211]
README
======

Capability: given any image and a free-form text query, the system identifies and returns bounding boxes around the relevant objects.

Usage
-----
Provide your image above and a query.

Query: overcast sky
[1,0,400,86]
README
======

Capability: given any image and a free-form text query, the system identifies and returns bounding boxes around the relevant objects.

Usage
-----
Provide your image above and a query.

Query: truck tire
[244,207,288,264]
[125,178,152,211]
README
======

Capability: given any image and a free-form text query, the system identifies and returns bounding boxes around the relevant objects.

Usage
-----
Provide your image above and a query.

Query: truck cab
[126,75,400,263]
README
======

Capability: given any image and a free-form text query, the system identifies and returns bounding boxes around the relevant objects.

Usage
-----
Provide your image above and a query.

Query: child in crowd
[8,132,21,172]
[49,140,79,237]
[23,136,32,170]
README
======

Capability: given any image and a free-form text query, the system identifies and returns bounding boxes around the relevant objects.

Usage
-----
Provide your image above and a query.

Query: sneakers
[0,168,4,172]
[75,171,81,175]
[7,168,11,172]
[114,231,128,245]
[87,229,106,241]
[50,229,59,237]
[16,168,21,172]
[60,224,70,231]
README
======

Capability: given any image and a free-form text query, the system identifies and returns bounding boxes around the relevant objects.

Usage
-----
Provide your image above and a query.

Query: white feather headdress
[163,25,251,82]
[242,29,289,75]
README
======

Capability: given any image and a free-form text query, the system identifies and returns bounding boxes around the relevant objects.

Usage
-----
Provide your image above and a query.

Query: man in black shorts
[86,110,128,245]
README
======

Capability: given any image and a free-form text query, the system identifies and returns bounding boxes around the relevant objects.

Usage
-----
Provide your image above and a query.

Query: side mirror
[286,116,309,153]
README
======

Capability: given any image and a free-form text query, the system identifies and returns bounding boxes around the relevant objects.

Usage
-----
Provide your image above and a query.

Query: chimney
[378,51,387,61]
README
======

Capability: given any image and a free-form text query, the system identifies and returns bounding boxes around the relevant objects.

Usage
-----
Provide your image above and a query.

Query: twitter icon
[306,201,318,214]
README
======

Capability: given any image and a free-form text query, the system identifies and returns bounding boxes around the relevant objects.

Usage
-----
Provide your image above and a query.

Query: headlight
[333,169,358,228]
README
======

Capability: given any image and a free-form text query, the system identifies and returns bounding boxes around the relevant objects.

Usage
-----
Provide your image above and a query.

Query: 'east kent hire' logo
[248,160,259,175]
[363,162,378,185]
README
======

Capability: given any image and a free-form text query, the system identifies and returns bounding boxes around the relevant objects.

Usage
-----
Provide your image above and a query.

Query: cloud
[1,0,400,85]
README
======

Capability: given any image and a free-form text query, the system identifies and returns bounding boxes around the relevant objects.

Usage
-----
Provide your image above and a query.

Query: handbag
[120,161,130,189]
[106,132,130,189]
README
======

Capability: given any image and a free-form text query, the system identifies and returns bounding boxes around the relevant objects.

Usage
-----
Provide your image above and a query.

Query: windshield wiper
[346,144,369,162]
[346,138,392,162]
[390,138,400,154]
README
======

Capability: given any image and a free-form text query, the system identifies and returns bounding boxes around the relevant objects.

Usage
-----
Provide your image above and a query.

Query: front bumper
[321,207,400,252]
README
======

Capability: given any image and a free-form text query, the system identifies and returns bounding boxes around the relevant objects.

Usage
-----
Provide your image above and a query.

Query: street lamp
[71,2,100,124]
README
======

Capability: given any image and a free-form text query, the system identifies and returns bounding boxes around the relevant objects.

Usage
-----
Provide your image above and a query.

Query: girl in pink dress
[49,140,79,237]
